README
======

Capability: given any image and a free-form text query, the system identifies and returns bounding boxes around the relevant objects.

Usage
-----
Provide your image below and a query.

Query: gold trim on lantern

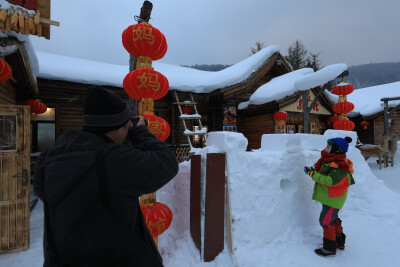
[140,192,157,207]
[338,95,347,102]
[339,113,348,120]
[138,98,154,115]
[136,56,153,70]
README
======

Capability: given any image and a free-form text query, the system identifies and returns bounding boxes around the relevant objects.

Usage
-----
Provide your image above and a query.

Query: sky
[30,0,400,68]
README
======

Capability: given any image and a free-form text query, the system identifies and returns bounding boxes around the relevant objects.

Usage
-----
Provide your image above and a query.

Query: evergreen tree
[305,52,322,71]
[285,40,308,70]
[250,40,266,55]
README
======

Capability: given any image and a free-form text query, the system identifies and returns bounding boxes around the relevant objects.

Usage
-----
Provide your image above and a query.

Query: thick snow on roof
[238,68,314,109]
[239,63,348,110]
[36,46,280,94]
[294,63,348,90]
[326,81,400,117]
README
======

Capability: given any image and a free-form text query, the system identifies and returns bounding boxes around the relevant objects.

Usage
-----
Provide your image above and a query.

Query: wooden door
[0,104,30,254]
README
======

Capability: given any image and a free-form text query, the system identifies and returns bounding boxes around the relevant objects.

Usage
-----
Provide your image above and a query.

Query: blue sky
[31,0,400,67]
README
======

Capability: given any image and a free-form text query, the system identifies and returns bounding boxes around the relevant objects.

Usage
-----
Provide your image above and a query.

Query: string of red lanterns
[122,21,172,245]
[331,82,355,131]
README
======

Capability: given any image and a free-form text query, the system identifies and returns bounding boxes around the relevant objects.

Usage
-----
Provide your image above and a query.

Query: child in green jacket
[304,136,355,257]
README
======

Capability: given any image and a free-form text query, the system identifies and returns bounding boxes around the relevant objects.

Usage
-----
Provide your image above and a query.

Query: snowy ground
[0,135,399,267]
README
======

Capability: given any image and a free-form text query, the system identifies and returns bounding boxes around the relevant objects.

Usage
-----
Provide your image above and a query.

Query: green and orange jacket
[312,159,355,209]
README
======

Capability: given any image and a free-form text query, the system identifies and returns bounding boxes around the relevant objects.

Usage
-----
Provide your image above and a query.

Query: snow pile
[158,131,400,266]
[36,46,279,94]
[326,81,400,117]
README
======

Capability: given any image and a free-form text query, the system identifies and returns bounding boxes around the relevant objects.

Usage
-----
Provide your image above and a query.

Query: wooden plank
[16,203,24,249]
[1,157,9,201]
[9,156,16,201]
[0,205,9,250]
[204,153,225,262]
[190,155,202,254]
[37,0,51,39]
[8,204,16,248]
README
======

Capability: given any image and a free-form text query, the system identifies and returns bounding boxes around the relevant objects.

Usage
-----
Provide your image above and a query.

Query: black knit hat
[83,86,131,133]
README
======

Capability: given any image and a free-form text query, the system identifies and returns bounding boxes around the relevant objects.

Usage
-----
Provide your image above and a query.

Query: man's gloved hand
[304,166,315,177]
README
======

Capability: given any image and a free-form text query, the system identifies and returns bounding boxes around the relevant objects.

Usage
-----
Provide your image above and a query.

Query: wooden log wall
[37,79,129,140]
[374,110,400,145]
[238,113,274,150]
[0,81,15,104]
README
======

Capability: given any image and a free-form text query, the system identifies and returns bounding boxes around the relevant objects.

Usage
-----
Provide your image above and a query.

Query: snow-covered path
[0,139,399,267]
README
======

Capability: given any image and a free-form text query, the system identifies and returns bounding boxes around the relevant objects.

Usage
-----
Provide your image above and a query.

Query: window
[33,108,56,152]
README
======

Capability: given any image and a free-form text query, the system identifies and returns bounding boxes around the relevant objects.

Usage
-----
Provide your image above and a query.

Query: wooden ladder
[173,90,207,150]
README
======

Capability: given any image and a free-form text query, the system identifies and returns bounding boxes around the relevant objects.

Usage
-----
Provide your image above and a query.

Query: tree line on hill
[183,40,400,89]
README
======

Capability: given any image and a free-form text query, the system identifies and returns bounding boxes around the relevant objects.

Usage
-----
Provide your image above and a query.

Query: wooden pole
[302,90,309,133]
[128,1,153,116]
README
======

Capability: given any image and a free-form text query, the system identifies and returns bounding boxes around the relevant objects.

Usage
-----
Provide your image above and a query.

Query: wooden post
[190,155,202,254]
[302,90,309,133]
[204,153,225,262]
[128,1,153,116]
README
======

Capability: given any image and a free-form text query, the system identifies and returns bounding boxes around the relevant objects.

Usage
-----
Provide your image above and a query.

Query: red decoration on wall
[181,105,192,115]
[0,59,12,82]
[360,121,370,130]
[332,102,355,114]
[142,114,170,141]
[333,119,355,131]
[12,0,24,7]
[23,99,47,114]
[122,23,167,60]
[141,202,173,238]
[24,0,37,11]
[123,69,169,100]
[332,83,354,96]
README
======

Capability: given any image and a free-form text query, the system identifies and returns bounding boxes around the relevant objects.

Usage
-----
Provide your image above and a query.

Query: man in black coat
[34,86,179,267]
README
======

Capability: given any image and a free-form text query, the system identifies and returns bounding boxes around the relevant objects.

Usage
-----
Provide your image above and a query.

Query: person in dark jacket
[34,86,179,267]
[304,136,355,257]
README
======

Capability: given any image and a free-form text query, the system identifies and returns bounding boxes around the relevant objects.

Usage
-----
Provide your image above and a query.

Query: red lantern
[122,23,167,60]
[274,111,288,126]
[0,59,12,82]
[123,69,169,101]
[23,99,47,114]
[332,82,354,96]
[12,0,24,6]
[328,115,340,123]
[332,102,355,114]
[360,121,370,130]
[181,105,192,115]
[141,202,173,238]
[333,119,355,131]
[142,114,170,141]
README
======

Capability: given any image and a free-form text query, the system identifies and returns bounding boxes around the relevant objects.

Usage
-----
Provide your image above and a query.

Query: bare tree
[285,40,308,70]
[250,40,266,55]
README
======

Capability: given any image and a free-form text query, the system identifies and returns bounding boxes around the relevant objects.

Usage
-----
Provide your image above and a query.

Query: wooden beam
[39,18,60,26]
[381,97,400,101]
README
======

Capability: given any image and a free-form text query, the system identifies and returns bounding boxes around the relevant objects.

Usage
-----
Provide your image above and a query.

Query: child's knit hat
[328,137,352,154]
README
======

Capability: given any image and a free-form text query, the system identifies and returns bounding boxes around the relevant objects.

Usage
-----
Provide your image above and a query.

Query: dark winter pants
[319,204,343,241]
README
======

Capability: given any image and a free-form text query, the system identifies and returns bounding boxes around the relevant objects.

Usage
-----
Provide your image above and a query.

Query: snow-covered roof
[239,63,348,109]
[325,81,400,118]
[238,68,314,109]
[36,45,280,94]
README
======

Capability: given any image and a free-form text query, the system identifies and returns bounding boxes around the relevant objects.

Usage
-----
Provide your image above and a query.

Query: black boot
[315,238,336,257]
[336,233,346,250]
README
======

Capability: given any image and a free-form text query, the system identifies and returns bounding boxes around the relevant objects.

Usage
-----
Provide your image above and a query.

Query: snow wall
[157,130,400,266]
